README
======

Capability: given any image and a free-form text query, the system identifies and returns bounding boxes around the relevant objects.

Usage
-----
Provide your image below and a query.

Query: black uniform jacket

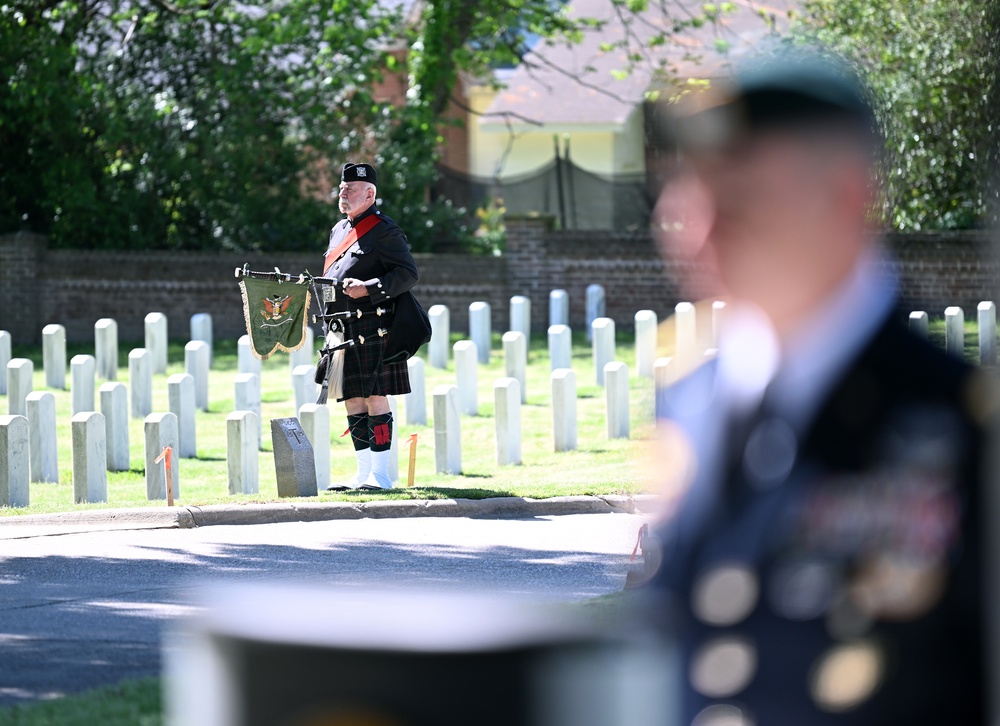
[650,315,988,725]
[324,203,418,314]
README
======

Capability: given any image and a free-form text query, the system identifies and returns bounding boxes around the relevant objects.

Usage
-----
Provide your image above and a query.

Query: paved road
[0,512,648,706]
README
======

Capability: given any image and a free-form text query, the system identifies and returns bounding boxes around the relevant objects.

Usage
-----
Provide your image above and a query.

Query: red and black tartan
[337,310,410,401]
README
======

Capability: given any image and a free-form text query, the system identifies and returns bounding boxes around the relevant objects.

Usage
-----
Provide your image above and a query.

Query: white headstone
[7,358,33,416]
[26,391,58,483]
[184,340,211,412]
[234,373,262,450]
[605,361,630,439]
[585,284,606,342]
[128,348,153,419]
[978,301,996,366]
[168,373,197,458]
[70,354,96,415]
[94,318,118,381]
[502,331,528,404]
[509,296,531,340]
[551,368,577,452]
[945,306,965,358]
[428,305,450,369]
[494,378,521,466]
[292,364,318,413]
[227,410,260,495]
[0,415,29,507]
[237,335,262,377]
[432,385,461,474]
[548,324,572,372]
[42,323,66,390]
[145,411,180,500]
[71,411,107,504]
[289,326,315,372]
[100,382,130,472]
[909,311,929,338]
[190,313,214,367]
[144,312,168,375]
[711,300,727,348]
[469,301,492,364]
[0,330,10,395]
[653,357,674,420]
[298,403,329,492]
[404,357,427,426]
[549,289,569,327]
[453,340,478,416]
[634,310,658,379]
[591,317,616,387]
[675,302,698,369]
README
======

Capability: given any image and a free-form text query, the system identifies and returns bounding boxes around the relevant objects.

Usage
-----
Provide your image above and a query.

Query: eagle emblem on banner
[262,294,293,324]
[238,277,311,360]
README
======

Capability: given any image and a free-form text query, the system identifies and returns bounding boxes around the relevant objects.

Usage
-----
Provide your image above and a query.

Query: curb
[0,495,663,538]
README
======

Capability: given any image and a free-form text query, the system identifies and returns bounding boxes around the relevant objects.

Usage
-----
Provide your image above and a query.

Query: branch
[519,49,636,106]
[447,93,544,127]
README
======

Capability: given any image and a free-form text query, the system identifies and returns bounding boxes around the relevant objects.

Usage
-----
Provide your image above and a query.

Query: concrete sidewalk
[0,494,663,539]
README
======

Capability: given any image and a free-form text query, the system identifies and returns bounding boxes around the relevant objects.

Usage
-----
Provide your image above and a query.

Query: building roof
[480,0,796,132]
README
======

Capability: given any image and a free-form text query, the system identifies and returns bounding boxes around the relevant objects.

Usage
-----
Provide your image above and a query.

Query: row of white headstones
[0,295,994,508]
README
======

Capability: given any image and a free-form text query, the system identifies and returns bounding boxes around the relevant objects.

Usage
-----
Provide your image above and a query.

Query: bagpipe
[236,264,430,403]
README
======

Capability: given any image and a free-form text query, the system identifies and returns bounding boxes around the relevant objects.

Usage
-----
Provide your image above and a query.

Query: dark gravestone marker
[270,417,318,498]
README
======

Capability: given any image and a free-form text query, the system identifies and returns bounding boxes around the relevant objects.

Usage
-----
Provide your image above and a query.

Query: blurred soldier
[325,162,417,490]
[646,50,990,724]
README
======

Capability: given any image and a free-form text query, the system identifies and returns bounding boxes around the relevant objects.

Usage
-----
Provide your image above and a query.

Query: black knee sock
[369,413,393,452]
[347,414,369,451]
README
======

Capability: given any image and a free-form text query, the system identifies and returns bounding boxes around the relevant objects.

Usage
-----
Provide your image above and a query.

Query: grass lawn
[926,316,990,366]
[0,679,162,726]
[2,331,658,516]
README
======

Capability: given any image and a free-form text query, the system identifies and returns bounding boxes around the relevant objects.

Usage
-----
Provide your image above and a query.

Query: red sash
[323,215,382,276]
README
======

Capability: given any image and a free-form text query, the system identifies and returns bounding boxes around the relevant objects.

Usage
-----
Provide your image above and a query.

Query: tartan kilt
[336,309,411,401]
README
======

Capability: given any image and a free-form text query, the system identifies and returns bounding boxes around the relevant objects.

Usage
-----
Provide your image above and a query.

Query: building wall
[465,82,504,179]
[473,128,625,179]
[613,107,647,175]
[1,224,996,345]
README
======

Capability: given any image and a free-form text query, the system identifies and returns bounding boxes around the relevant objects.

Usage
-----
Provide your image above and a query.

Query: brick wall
[1,225,997,345]
[0,233,46,344]
[886,231,999,315]
[0,237,509,344]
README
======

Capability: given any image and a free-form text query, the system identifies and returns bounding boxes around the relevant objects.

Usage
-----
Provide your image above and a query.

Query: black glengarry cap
[342,162,377,185]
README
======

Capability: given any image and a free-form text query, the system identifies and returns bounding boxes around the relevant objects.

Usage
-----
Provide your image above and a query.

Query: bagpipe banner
[239,277,311,360]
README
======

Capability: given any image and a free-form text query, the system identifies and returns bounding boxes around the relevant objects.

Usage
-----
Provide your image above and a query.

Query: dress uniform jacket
[324,203,417,400]
[650,315,987,725]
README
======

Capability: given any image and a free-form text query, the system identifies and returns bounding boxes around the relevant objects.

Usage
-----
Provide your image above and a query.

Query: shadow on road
[0,532,633,707]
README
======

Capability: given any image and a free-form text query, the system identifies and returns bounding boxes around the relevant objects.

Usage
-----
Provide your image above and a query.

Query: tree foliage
[587,0,993,231]
[1,0,397,251]
[6,0,992,251]
[793,0,992,230]
[1,0,597,252]
[371,0,585,252]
